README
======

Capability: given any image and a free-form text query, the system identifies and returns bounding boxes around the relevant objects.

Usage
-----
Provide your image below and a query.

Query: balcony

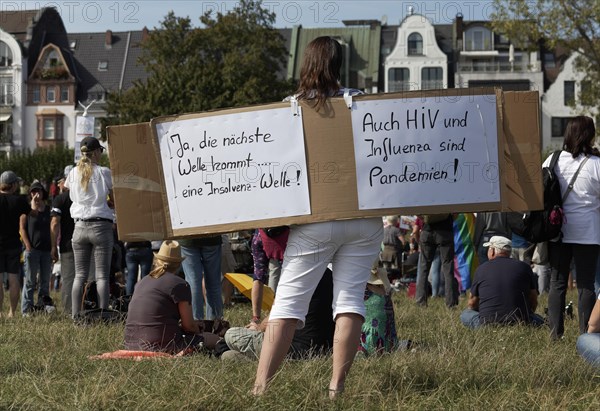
[0,94,14,106]
[457,61,538,73]
[0,133,12,146]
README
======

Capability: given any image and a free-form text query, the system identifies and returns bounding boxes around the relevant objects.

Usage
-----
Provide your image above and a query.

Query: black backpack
[517,151,588,243]
[518,151,564,243]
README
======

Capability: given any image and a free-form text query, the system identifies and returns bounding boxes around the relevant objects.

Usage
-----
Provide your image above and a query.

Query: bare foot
[251,384,266,396]
[328,386,344,400]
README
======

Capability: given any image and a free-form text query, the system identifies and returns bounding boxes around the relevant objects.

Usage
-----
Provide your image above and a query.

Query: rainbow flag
[453,213,478,292]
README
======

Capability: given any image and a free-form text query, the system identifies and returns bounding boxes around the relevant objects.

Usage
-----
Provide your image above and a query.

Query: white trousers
[270,218,383,327]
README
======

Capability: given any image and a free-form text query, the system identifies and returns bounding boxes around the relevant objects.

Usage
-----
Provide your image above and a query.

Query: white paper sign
[74,115,95,162]
[351,94,499,209]
[155,107,310,229]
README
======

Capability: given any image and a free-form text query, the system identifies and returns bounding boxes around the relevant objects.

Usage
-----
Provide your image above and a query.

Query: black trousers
[416,228,458,307]
[547,242,599,339]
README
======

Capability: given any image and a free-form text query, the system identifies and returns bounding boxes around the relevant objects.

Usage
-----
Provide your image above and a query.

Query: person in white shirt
[64,137,114,318]
[542,116,600,340]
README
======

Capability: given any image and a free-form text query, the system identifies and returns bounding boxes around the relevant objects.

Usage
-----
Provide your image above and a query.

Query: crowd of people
[1,37,600,397]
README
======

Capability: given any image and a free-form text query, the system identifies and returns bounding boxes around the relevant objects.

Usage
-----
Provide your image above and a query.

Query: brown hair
[296,36,342,111]
[562,116,599,158]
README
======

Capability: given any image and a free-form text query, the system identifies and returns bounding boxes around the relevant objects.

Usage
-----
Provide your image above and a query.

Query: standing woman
[253,36,383,397]
[545,116,600,340]
[65,137,114,318]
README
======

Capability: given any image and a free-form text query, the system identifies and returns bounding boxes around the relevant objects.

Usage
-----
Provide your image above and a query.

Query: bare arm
[178,301,200,335]
[468,293,479,310]
[19,214,32,252]
[528,289,538,313]
[588,298,600,333]
[50,215,61,263]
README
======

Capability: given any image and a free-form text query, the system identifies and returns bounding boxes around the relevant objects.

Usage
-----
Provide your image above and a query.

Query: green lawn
[1,289,599,410]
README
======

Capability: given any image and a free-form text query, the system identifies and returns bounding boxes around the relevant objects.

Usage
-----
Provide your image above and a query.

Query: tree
[105,0,293,127]
[491,0,600,117]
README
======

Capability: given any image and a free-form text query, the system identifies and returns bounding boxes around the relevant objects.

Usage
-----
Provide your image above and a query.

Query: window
[564,81,575,106]
[0,116,12,144]
[98,61,108,71]
[551,117,573,137]
[60,86,69,102]
[47,86,56,103]
[32,86,40,103]
[421,67,443,90]
[44,119,55,139]
[0,41,12,67]
[0,77,13,105]
[543,53,556,68]
[36,112,64,141]
[388,68,410,92]
[46,50,59,67]
[94,121,103,139]
[407,33,423,55]
[464,27,493,51]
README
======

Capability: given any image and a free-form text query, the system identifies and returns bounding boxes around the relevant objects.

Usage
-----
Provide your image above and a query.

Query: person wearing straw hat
[124,241,219,353]
[357,261,398,356]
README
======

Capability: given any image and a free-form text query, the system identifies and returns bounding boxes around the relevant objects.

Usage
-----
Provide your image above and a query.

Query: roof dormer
[29,44,74,81]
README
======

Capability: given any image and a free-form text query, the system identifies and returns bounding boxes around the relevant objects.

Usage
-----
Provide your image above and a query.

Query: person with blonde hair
[65,137,114,318]
[253,36,383,398]
[124,241,218,353]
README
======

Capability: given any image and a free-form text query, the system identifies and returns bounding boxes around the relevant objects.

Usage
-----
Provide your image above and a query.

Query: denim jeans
[59,251,75,316]
[181,244,223,320]
[576,333,600,368]
[125,247,154,295]
[460,308,545,329]
[21,249,52,313]
[417,229,458,307]
[596,252,600,297]
[429,250,442,297]
[71,221,114,317]
[548,242,599,339]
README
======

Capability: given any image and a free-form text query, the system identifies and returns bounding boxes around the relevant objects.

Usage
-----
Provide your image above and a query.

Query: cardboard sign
[107,88,542,241]
[351,94,499,209]
[153,107,310,230]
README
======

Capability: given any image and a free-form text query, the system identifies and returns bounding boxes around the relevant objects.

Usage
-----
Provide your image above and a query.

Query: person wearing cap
[19,181,53,315]
[0,170,30,317]
[124,241,219,353]
[64,137,115,319]
[460,236,543,329]
[50,165,75,315]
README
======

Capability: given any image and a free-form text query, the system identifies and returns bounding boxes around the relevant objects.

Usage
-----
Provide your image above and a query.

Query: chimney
[142,26,149,42]
[105,30,112,48]
[454,13,464,50]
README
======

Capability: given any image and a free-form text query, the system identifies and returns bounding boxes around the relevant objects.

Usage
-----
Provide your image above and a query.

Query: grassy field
[1,288,599,410]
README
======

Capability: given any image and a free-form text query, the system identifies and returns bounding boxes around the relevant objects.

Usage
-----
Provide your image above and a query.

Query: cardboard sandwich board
[107,88,542,241]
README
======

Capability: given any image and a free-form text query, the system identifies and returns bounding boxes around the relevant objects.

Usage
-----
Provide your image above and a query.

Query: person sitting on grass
[460,236,544,329]
[223,269,334,360]
[576,294,600,368]
[357,262,398,356]
[124,240,219,353]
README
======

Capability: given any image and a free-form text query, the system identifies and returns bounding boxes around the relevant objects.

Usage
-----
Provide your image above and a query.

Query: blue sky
[7,1,495,33]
